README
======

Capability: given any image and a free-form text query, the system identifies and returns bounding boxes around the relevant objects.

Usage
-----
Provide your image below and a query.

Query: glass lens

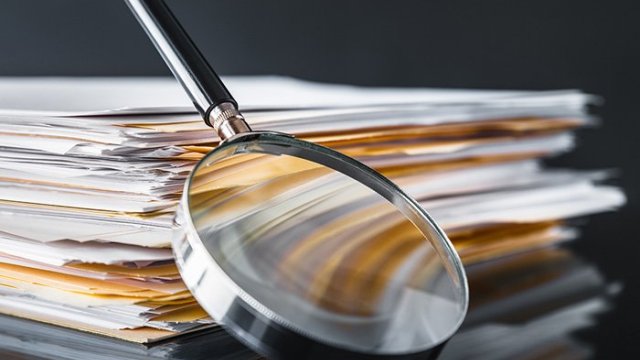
[185,135,466,354]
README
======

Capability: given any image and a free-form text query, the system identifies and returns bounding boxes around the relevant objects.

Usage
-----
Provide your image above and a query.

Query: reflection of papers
[0,313,256,360]
[0,76,624,343]
[441,248,614,360]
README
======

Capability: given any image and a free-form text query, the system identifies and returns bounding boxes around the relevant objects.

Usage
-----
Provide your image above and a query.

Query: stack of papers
[0,76,625,343]
[0,247,611,360]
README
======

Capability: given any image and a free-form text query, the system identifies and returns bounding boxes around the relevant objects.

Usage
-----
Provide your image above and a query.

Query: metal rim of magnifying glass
[172,131,469,360]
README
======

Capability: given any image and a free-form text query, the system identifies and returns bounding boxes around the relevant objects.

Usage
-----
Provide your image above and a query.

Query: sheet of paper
[0,76,592,117]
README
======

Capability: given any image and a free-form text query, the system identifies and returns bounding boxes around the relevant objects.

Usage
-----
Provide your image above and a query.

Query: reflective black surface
[0,316,259,360]
[442,245,615,360]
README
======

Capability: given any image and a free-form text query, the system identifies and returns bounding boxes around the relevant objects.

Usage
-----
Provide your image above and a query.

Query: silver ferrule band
[209,102,252,140]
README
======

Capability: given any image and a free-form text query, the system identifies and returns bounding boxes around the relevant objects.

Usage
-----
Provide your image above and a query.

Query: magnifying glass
[126,1,468,359]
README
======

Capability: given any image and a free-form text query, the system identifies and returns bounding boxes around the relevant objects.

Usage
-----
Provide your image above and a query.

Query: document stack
[0,77,624,343]
[0,247,611,360]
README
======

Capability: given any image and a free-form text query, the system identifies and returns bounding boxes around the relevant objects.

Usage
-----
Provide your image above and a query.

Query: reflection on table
[441,247,615,360]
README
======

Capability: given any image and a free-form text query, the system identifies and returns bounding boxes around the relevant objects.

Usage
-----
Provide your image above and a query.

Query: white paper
[0,76,592,117]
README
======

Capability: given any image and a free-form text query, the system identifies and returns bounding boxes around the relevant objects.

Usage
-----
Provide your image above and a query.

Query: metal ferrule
[209,102,252,140]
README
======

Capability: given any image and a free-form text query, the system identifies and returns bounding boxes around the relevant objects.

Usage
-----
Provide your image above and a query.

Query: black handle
[125,0,236,125]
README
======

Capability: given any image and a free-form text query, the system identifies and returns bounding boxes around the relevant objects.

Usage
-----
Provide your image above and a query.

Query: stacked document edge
[0,77,624,343]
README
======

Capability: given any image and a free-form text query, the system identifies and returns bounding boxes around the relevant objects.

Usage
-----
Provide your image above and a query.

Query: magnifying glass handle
[125,0,251,139]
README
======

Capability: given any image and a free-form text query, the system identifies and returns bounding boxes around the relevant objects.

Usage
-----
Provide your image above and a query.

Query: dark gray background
[1,0,638,357]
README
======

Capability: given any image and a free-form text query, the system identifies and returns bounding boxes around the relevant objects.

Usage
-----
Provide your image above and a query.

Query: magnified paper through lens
[184,135,467,354]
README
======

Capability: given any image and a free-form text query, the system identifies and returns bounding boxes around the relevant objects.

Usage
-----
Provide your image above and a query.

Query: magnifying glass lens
[176,133,467,358]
